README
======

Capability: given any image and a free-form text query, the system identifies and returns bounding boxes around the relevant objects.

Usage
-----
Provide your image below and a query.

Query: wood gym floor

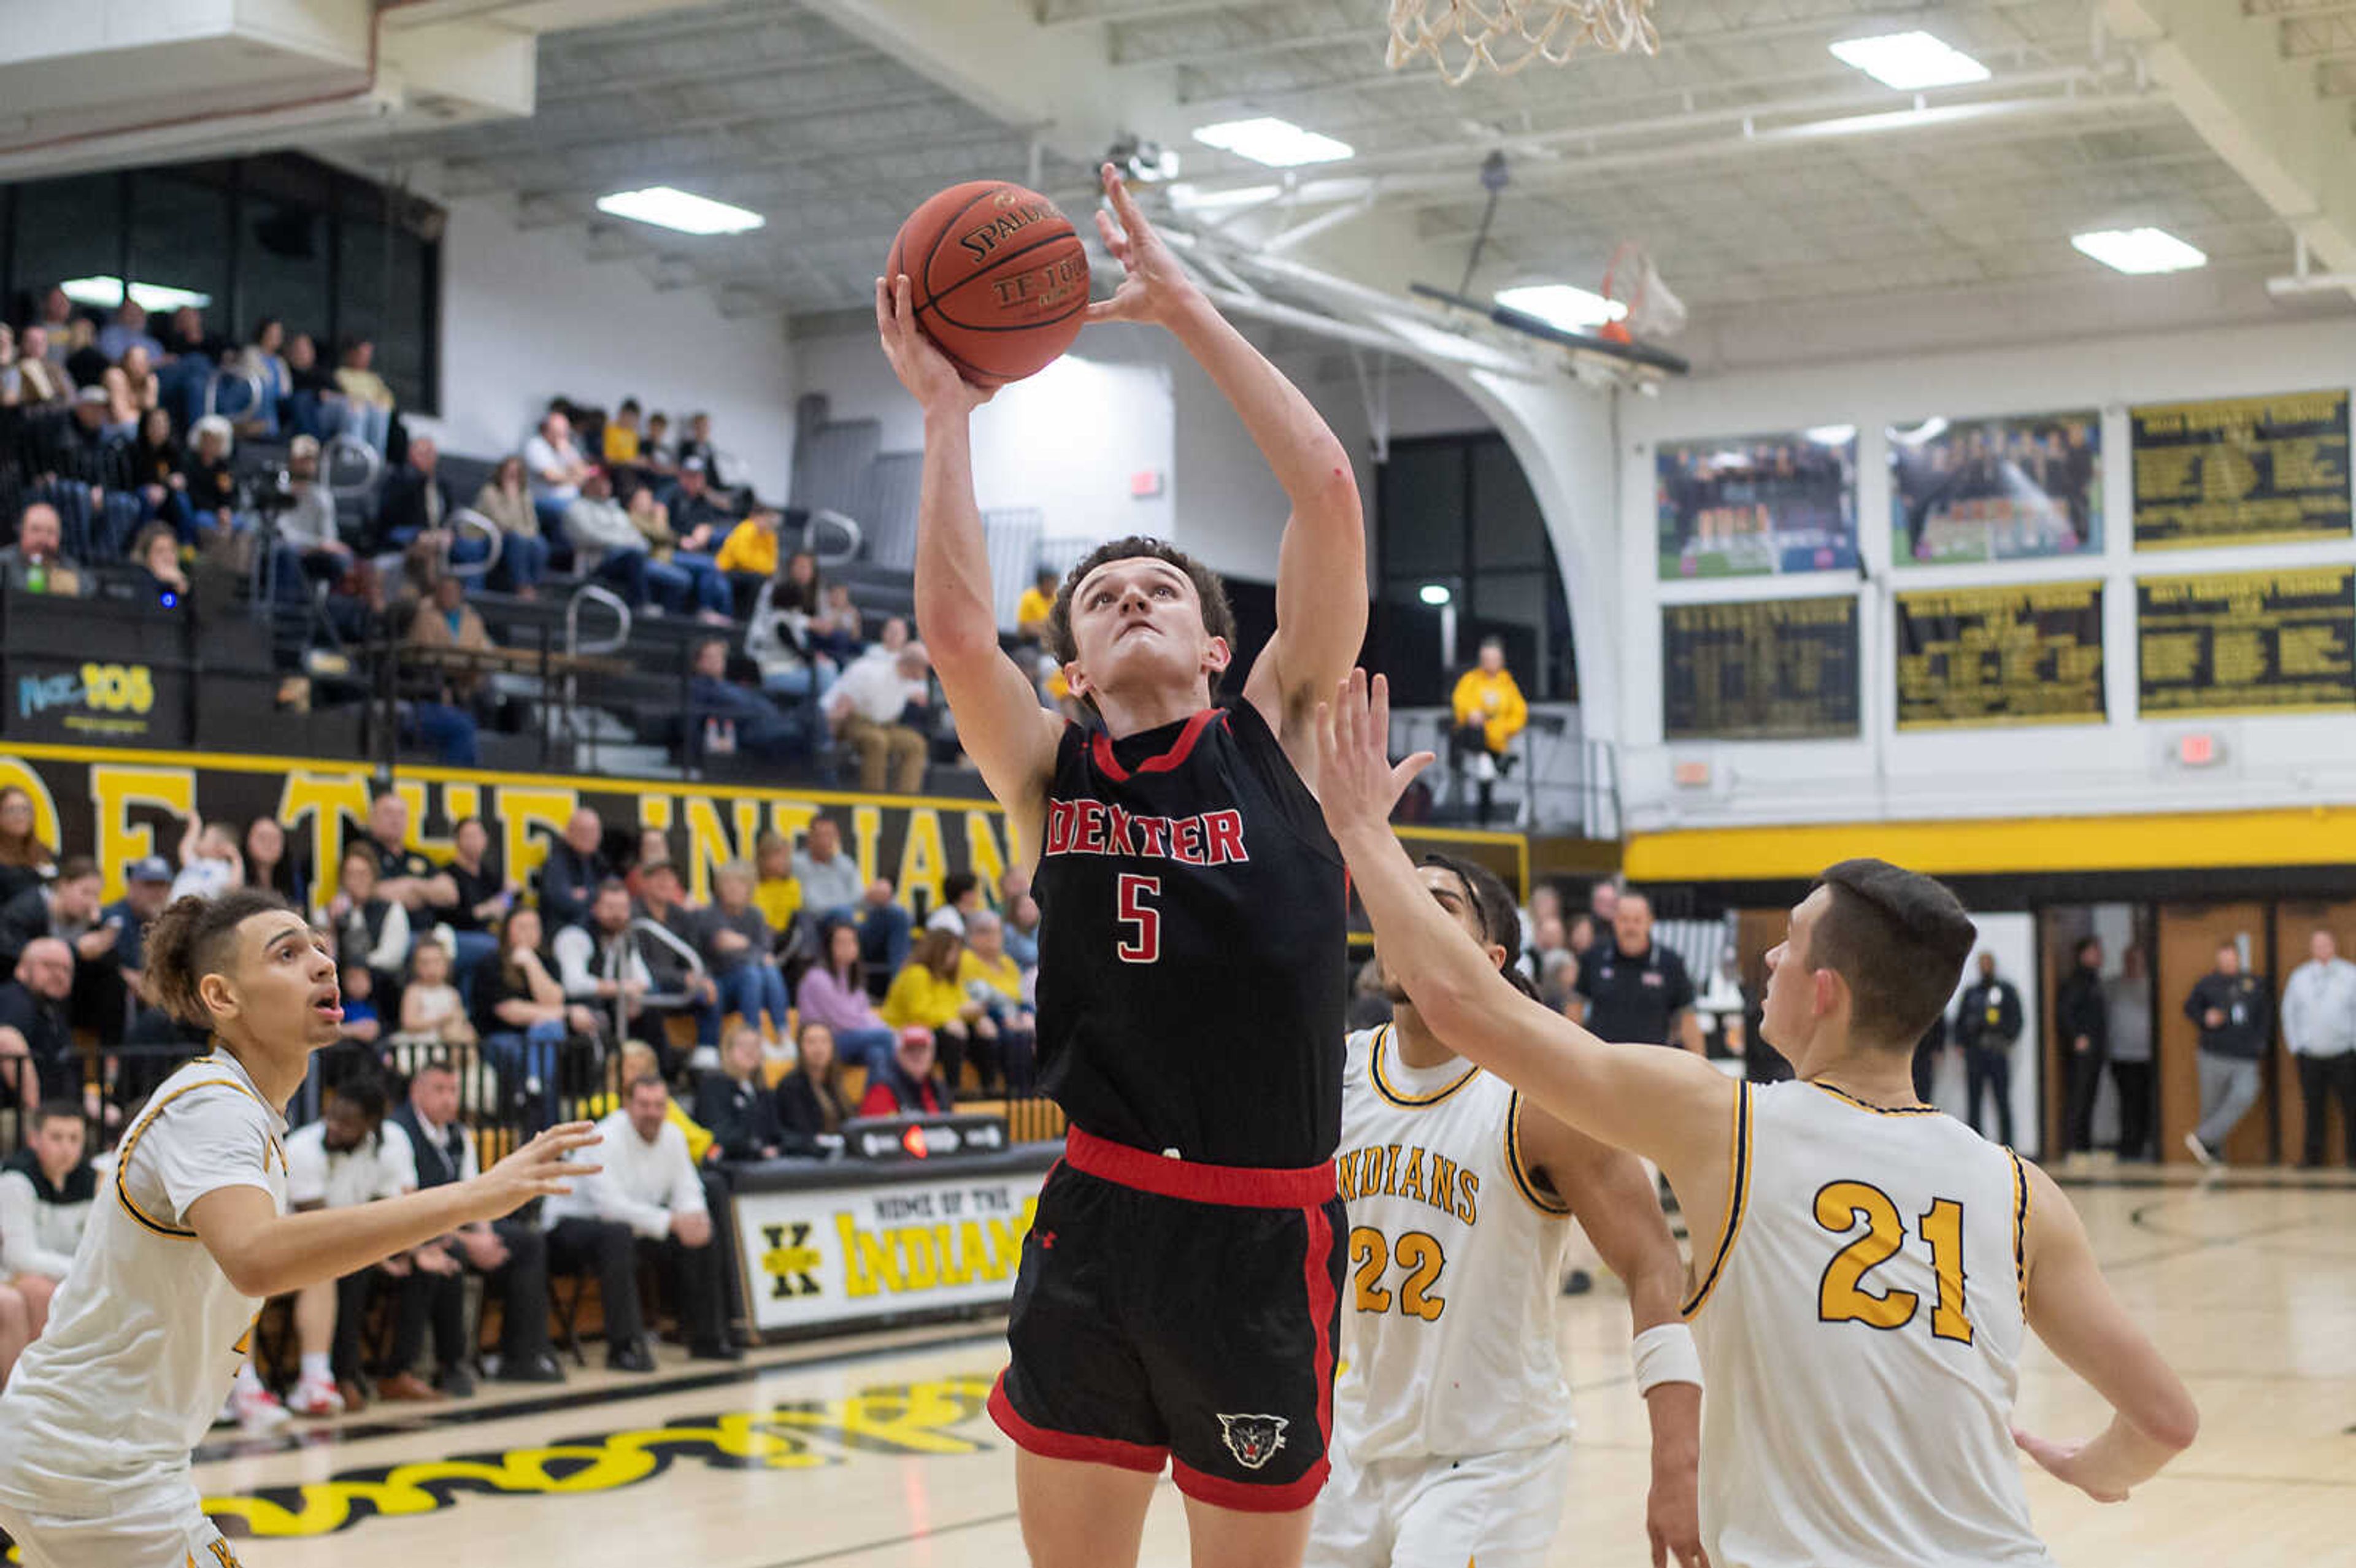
[148,1169,2356,1566]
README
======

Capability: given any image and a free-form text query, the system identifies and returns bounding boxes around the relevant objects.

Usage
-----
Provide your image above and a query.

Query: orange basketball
[885,180,1091,389]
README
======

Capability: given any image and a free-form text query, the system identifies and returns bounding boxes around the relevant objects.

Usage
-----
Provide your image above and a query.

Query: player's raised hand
[1087,163,1201,328]
[468,1121,602,1221]
[875,274,995,415]
[2012,1426,2130,1503]
[1314,670,1434,842]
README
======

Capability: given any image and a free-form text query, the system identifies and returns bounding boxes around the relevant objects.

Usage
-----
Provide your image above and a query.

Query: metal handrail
[202,362,268,421]
[565,582,631,657]
[805,507,863,568]
[443,506,504,580]
[325,432,383,501]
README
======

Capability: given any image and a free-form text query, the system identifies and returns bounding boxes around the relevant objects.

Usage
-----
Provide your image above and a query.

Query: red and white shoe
[229,1377,292,1435]
[286,1373,345,1418]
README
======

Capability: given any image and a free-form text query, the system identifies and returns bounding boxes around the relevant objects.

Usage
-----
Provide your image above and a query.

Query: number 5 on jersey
[1115,874,1160,964]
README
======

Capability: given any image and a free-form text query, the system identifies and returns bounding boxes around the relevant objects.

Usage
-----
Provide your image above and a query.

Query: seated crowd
[0,784,1043,1428]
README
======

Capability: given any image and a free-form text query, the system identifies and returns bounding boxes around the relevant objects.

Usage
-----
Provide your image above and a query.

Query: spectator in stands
[14,327,68,410]
[544,1074,736,1371]
[30,288,74,361]
[792,817,865,926]
[747,558,823,701]
[116,343,161,421]
[284,332,342,439]
[406,573,496,763]
[1569,891,1701,1053]
[797,919,898,1073]
[395,937,477,1059]
[1450,636,1527,825]
[695,1024,784,1162]
[463,453,549,594]
[554,879,653,1050]
[670,456,736,537]
[1954,952,2024,1143]
[1015,565,1057,647]
[776,1020,850,1152]
[818,580,864,655]
[826,639,931,794]
[562,470,653,606]
[0,788,53,907]
[0,939,77,1115]
[716,505,783,585]
[238,318,291,437]
[0,503,86,597]
[750,831,802,939]
[629,483,732,621]
[0,858,124,1043]
[321,842,412,1001]
[926,872,983,937]
[539,808,612,932]
[958,909,1032,1095]
[283,1072,443,1414]
[335,337,396,450]
[98,855,173,1012]
[130,407,189,525]
[0,1100,91,1335]
[860,1026,953,1118]
[96,364,140,440]
[379,432,455,551]
[96,298,161,364]
[687,635,812,764]
[275,435,355,591]
[477,904,601,1132]
[384,1058,564,1386]
[1003,887,1041,973]
[360,791,455,922]
[701,859,789,1042]
[634,859,722,1058]
[639,410,677,473]
[443,815,513,976]
[181,415,240,534]
[603,397,644,468]
[674,412,717,477]
[525,410,592,536]
[169,817,242,902]
[130,524,193,613]
[244,815,306,905]
[2279,928,2356,1169]
[0,323,18,407]
[882,928,982,1091]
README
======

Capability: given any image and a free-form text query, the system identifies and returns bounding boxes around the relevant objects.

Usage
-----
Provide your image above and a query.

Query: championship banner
[735,1164,1048,1335]
[2131,390,2352,550]
[1888,412,2101,564]
[0,744,1011,909]
[1661,595,1860,740]
[1657,429,1858,579]
[2137,567,2356,717]
[1894,582,2106,730]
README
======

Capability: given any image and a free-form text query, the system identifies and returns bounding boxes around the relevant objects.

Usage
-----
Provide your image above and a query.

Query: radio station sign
[11,659,184,745]
[2137,566,2355,717]
[2131,390,2352,550]
[1894,582,2106,730]
[736,1164,1048,1335]
[1661,595,1860,740]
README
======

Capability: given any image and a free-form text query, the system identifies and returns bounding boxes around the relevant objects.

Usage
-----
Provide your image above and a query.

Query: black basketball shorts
[988,1126,1346,1512]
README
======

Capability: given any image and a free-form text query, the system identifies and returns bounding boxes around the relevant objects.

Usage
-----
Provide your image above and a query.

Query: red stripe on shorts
[1061,1126,1337,1209]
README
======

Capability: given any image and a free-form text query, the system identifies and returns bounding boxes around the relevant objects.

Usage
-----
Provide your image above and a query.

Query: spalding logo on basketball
[887,180,1091,390]
[1217,1412,1288,1470]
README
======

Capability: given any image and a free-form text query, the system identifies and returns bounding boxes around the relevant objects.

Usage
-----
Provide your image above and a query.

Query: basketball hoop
[1387,0,1660,86]
[1597,240,1687,345]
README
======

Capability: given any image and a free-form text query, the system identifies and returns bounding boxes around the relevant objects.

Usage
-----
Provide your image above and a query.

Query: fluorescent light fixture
[1494,283,1626,332]
[1419,583,1453,607]
[2071,227,2207,275]
[595,185,764,236]
[1805,425,1858,447]
[1829,31,1991,90]
[59,275,212,312]
[1191,117,1353,168]
[1890,417,1949,447]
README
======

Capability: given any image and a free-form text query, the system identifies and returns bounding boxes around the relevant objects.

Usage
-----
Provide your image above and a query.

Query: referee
[1569,890,1703,1053]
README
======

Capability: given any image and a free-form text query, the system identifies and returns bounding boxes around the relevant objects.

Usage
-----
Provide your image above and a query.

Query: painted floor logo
[0,1374,997,1558]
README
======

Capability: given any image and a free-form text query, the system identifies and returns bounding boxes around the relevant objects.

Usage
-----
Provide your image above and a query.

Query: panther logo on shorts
[1217,1412,1288,1470]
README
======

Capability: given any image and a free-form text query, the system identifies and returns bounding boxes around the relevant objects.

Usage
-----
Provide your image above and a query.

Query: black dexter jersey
[1033,698,1347,1170]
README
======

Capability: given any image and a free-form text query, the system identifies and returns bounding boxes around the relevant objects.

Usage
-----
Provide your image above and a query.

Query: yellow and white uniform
[0,1050,288,1568]
[1687,1080,2051,1567]
[1307,1025,1574,1568]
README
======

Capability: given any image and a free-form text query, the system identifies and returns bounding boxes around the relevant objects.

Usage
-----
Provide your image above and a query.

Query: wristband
[1632,1322,1703,1394]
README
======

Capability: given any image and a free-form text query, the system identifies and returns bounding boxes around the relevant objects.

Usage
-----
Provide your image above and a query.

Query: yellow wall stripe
[1625,803,2356,885]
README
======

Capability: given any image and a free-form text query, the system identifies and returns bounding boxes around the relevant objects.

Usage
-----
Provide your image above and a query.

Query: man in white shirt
[2281,928,2356,1169]
[553,880,653,1047]
[825,640,931,794]
[0,1102,96,1334]
[283,1074,447,1413]
[542,1075,736,1370]
[523,409,591,532]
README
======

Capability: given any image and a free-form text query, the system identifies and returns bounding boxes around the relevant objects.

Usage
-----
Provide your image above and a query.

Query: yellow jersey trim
[1811,1081,1941,1116]
[1503,1091,1573,1217]
[1681,1081,1752,1319]
[114,1067,271,1240]
[1368,1024,1482,1110]
[2008,1149,2030,1312]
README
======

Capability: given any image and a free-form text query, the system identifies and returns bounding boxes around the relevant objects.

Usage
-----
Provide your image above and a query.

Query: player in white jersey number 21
[1310,852,1703,1568]
[1314,672,2198,1568]
[0,890,598,1568]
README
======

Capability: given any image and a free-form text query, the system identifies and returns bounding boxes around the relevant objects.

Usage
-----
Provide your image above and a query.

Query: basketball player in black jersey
[879,162,1366,1568]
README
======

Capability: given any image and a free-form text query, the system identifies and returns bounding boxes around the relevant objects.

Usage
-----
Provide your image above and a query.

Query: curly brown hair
[1045,537,1236,707]
[145,890,294,1028]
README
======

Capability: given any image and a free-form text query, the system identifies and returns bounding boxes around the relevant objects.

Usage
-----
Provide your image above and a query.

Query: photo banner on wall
[2138,566,2356,717]
[1894,582,2106,730]
[1657,429,1858,580]
[1887,412,2101,564]
[2131,390,2352,550]
[1662,595,1860,740]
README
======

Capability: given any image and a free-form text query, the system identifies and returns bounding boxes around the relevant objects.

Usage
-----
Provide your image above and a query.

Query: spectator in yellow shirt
[603,398,643,466]
[752,830,803,932]
[955,909,1034,1094]
[1450,637,1528,824]
[716,507,783,580]
[880,929,985,1093]
[1014,566,1058,647]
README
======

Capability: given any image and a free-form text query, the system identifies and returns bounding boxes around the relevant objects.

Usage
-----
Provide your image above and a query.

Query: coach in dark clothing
[1570,891,1698,1051]
[2184,942,2271,1164]
[537,808,612,934]
[1954,953,2023,1145]
[2054,938,2109,1158]
[387,1059,563,1386]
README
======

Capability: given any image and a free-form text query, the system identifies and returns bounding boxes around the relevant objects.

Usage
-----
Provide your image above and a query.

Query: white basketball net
[1387,0,1660,86]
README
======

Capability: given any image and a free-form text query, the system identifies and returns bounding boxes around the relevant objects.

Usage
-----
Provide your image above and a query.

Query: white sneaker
[1472,751,1498,784]
[287,1374,345,1418]
[2182,1131,2218,1169]
[230,1380,292,1435]
[687,1045,721,1073]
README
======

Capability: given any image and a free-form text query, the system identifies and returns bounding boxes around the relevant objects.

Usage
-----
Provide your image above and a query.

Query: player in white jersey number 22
[1313,672,2198,1568]
[0,890,597,1568]
[1310,853,1703,1568]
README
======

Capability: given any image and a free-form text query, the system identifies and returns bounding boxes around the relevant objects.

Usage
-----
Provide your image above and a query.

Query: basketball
[885,180,1090,389]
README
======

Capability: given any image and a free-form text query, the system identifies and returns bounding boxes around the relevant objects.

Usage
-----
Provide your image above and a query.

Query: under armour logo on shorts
[1217,1412,1288,1470]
